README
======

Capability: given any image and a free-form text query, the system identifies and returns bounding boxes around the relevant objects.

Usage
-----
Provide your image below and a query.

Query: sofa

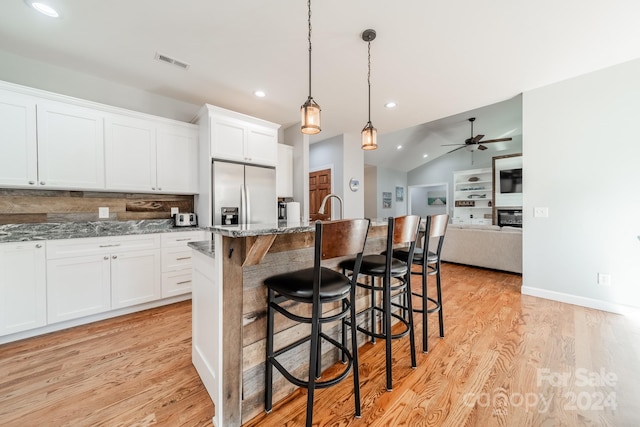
[440,224,522,274]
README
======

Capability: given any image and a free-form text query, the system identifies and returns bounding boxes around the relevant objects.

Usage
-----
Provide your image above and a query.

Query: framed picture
[395,186,404,202]
[382,192,392,208]
[427,191,447,206]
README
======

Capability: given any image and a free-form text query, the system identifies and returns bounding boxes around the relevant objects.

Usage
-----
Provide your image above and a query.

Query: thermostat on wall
[349,178,360,192]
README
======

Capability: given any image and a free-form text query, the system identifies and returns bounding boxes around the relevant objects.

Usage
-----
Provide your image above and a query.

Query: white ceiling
[2,1,640,171]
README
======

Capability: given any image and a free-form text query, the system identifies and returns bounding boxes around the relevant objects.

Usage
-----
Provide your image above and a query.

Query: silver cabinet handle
[99,243,121,248]
[112,255,117,259]
[104,256,109,260]
[158,187,162,191]
[35,244,42,248]
[29,180,35,185]
[40,181,46,185]
[152,187,156,190]
[176,238,191,241]
[176,256,191,261]
[177,280,192,285]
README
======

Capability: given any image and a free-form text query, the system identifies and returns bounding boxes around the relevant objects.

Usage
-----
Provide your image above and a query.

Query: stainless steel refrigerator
[211,160,277,225]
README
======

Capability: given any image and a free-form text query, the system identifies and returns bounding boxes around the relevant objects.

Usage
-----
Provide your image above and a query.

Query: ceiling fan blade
[472,134,485,143]
[478,145,488,151]
[441,143,465,146]
[480,137,513,144]
[446,146,466,154]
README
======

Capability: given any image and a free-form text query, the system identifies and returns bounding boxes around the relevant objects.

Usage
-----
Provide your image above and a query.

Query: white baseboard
[521,286,640,316]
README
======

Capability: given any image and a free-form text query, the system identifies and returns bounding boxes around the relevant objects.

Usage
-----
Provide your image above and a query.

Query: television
[499,168,522,193]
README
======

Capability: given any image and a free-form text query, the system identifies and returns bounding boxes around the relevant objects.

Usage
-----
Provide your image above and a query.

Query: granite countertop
[188,240,215,258]
[0,219,207,243]
[208,218,388,238]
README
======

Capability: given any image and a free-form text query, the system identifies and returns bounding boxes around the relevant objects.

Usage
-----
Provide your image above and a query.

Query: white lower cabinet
[46,234,161,324]
[0,241,47,336]
[47,254,111,323]
[111,249,161,309]
[161,230,208,297]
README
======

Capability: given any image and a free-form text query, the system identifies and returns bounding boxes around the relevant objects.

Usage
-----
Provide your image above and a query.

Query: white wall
[341,133,364,219]
[374,168,408,219]
[0,50,199,122]
[522,58,640,312]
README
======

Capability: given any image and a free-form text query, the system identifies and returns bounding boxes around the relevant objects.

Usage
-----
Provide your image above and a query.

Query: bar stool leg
[422,262,429,353]
[306,300,321,427]
[370,276,377,344]
[406,272,417,368]
[436,261,444,337]
[349,290,362,417]
[384,274,393,391]
[265,289,275,412]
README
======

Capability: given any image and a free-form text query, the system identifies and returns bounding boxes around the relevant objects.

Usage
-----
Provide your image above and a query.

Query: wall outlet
[534,207,549,218]
[597,273,611,287]
[171,207,179,215]
[98,207,109,219]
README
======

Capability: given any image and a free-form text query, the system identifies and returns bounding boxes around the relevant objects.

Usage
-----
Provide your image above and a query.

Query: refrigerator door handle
[245,185,251,224]
[240,184,246,224]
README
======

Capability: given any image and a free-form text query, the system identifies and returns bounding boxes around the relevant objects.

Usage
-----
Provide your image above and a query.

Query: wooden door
[309,168,331,221]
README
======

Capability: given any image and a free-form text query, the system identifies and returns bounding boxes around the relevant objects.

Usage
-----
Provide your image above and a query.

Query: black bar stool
[340,215,420,391]
[264,218,370,427]
[393,214,448,352]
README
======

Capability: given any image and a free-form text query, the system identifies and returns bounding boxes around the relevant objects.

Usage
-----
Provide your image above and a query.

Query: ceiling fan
[442,117,513,153]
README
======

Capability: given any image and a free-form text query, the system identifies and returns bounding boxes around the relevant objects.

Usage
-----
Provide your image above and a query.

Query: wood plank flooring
[1,263,639,426]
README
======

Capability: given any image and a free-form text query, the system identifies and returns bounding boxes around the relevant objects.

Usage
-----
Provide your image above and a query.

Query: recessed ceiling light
[397,145,402,150]
[253,90,266,98]
[385,101,397,109]
[423,154,428,158]
[27,1,59,17]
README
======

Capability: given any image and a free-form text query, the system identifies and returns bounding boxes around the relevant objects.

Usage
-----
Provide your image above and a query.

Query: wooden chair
[340,215,421,391]
[394,214,448,352]
[264,218,370,427]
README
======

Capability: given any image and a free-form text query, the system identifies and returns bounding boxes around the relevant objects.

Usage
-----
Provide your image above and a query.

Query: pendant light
[361,29,377,150]
[300,0,321,134]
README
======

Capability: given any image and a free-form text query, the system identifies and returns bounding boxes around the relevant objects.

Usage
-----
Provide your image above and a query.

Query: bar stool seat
[264,219,370,427]
[340,215,421,391]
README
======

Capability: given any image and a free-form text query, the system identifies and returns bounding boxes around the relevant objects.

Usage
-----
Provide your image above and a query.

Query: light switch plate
[98,207,109,218]
[534,207,549,218]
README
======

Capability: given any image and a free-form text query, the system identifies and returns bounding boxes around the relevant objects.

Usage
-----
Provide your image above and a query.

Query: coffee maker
[278,197,293,220]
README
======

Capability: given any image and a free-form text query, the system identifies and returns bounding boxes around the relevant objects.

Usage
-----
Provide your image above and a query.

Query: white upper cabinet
[37,100,106,189]
[203,104,280,167]
[0,80,198,194]
[105,114,157,191]
[156,124,198,193]
[276,144,293,197]
[104,115,198,194]
[0,90,39,187]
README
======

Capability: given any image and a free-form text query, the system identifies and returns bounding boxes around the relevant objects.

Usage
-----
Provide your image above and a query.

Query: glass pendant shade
[361,121,377,150]
[301,97,321,134]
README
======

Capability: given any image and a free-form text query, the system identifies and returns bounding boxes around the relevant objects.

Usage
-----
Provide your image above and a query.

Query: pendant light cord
[367,40,372,123]
[307,0,312,98]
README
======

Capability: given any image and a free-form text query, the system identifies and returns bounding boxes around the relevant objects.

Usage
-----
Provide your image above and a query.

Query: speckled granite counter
[207,218,388,238]
[0,219,205,243]
[188,240,215,258]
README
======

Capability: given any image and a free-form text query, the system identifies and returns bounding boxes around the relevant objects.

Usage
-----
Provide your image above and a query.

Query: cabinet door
[111,249,161,309]
[47,254,111,323]
[246,125,277,166]
[0,90,38,187]
[37,101,105,189]
[210,116,246,162]
[276,144,293,197]
[105,114,157,192]
[0,241,46,336]
[156,124,198,193]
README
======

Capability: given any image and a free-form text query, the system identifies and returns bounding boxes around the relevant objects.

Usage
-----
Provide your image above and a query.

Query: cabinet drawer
[162,270,192,297]
[47,234,161,259]
[161,230,208,247]
[162,247,193,272]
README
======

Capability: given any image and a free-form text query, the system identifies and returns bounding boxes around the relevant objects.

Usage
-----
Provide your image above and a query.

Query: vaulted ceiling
[1,1,639,169]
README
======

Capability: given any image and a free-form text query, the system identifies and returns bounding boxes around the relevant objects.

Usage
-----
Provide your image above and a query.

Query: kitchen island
[189,220,388,427]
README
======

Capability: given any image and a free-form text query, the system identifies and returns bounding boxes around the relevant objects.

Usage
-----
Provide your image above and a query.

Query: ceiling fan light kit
[300,0,321,135]
[361,28,378,150]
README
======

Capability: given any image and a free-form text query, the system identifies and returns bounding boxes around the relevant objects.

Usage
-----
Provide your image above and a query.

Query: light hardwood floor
[1,263,638,426]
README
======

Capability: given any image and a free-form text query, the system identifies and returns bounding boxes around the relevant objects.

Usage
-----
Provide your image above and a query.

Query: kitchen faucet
[318,194,344,220]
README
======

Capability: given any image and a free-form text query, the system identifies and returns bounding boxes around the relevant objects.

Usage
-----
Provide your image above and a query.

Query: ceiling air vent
[154,52,190,70]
